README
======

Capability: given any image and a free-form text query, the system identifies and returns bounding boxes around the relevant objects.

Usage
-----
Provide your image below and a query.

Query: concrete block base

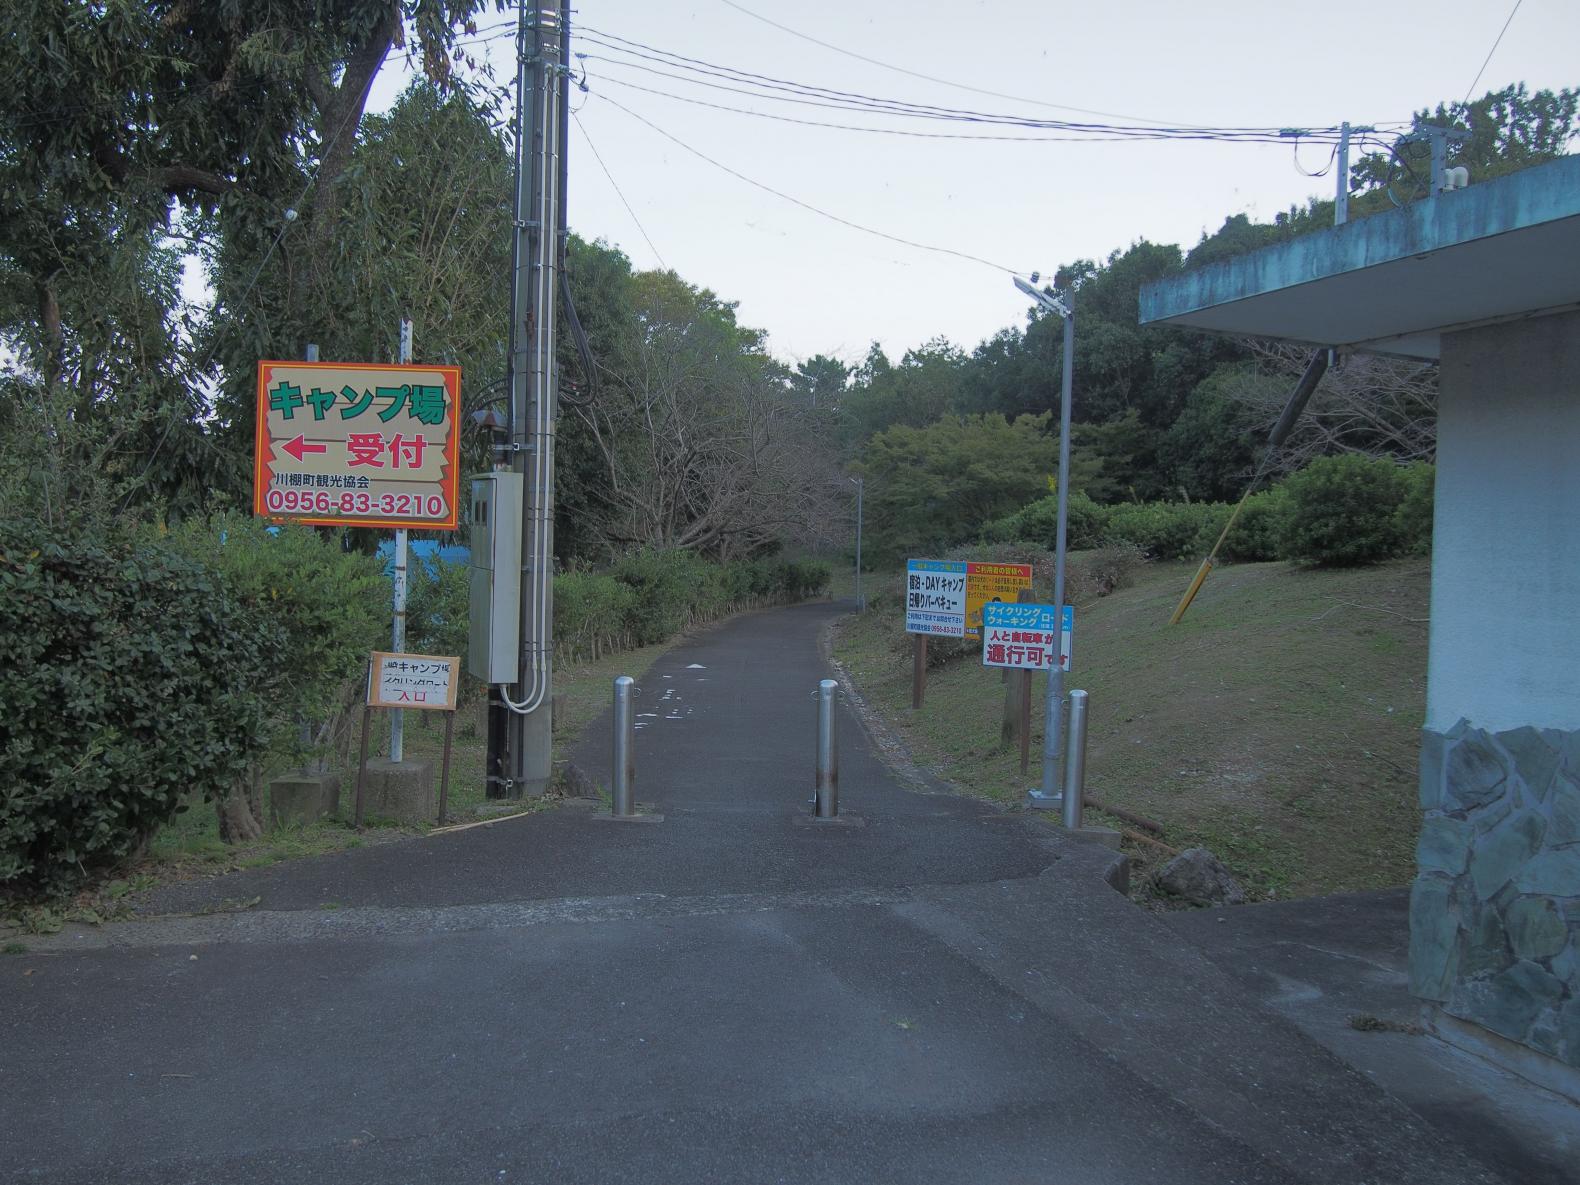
[793,812,867,829]
[1062,824,1123,850]
[359,758,435,823]
[589,808,665,824]
[268,771,340,827]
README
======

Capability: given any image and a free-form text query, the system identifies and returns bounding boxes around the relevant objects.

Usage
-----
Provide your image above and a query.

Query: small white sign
[905,559,968,636]
[367,651,460,711]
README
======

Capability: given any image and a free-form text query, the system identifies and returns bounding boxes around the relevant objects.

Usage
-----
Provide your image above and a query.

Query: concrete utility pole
[486,0,569,798]
[1012,275,1074,809]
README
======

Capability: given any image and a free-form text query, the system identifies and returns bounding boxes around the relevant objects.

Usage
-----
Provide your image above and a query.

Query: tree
[1225,343,1437,475]
[789,354,851,411]
[573,270,837,558]
[0,1,496,514]
[838,337,967,446]
[857,414,1056,562]
[1351,84,1578,206]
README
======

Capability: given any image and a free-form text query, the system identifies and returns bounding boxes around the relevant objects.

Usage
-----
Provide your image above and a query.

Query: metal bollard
[815,678,840,818]
[612,676,635,817]
[1061,689,1089,830]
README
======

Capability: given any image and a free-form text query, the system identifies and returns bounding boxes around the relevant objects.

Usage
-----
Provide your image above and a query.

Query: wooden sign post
[353,652,462,827]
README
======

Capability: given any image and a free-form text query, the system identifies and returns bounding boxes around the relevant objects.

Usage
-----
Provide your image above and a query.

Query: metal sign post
[1011,276,1075,810]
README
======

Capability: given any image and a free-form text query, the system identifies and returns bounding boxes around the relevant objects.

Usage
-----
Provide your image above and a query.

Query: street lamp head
[1013,274,1070,319]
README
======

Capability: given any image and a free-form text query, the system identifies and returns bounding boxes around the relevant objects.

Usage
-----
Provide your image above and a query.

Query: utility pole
[486,0,569,798]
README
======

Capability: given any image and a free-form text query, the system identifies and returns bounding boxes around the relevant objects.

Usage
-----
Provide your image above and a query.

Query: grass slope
[834,557,1430,900]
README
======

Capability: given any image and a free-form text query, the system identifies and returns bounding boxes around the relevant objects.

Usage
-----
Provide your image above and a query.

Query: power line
[592,94,1019,275]
[1463,0,1523,103]
[572,110,669,271]
[587,70,1328,145]
[716,0,1208,129]
[575,27,1373,141]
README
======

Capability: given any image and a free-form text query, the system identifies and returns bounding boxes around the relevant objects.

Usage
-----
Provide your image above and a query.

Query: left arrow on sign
[281,435,329,462]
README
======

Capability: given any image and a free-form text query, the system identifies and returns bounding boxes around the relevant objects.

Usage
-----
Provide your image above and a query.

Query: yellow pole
[1168,487,1254,625]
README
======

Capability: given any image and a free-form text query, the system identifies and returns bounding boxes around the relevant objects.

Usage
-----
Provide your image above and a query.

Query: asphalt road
[2,601,1509,1184]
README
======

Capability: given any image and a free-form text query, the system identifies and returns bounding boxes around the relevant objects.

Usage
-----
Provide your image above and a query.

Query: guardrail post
[815,678,839,819]
[612,676,635,817]
[1061,689,1089,831]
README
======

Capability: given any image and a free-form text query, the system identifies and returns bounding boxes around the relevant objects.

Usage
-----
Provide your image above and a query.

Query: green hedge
[1104,501,1226,560]
[0,526,285,893]
[1280,454,1410,566]
[984,458,1432,568]
[981,492,1110,550]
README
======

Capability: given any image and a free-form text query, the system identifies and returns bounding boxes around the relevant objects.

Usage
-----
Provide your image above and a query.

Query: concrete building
[1139,152,1580,1098]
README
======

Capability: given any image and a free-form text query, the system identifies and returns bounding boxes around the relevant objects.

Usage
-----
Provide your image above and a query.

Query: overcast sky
[367,0,1578,366]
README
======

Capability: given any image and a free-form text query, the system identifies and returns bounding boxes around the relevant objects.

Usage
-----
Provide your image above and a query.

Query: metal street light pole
[849,476,864,612]
[1012,275,1074,808]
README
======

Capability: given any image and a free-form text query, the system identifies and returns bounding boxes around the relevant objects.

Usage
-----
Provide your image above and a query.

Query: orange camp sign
[253,360,461,531]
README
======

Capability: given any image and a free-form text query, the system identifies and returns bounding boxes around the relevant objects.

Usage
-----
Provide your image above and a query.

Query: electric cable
[716,0,1207,128]
[573,28,1374,140]
[584,71,1296,144]
[1463,0,1523,103]
[592,94,1020,275]
[572,109,669,270]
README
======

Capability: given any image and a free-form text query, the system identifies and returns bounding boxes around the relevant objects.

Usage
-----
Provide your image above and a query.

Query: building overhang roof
[1138,154,1580,359]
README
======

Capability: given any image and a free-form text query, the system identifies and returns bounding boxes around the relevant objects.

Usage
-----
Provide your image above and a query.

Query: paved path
[2,602,1511,1184]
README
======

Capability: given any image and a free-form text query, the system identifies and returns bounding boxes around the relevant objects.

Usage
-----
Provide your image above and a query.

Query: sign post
[982,599,1074,787]
[905,559,967,708]
[352,652,461,827]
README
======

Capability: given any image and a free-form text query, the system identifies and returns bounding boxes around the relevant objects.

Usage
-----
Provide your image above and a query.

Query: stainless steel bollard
[815,678,840,818]
[612,676,636,817]
[1061,689,1089,830]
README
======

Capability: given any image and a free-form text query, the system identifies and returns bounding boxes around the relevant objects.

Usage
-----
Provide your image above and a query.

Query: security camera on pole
[1013,273,1075,811]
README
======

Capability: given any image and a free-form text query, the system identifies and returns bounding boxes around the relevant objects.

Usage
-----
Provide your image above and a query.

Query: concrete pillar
[1409,311,1580,1096]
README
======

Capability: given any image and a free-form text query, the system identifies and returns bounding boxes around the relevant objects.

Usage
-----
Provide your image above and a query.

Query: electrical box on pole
[468,472,523,684]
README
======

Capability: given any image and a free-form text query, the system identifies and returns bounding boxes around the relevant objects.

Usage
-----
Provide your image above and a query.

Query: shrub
[166,515,388,753]
[609,549,714,644]
[0,525,285,893]
[1190,487,1290,562]
[1104,501,1225,560]
[1226,488,1291,561]
[406,554,472,661]
[1394,463,1435,555]
[980,492,1110,550]
[556,571,640,661]
[1279,454,1409,566]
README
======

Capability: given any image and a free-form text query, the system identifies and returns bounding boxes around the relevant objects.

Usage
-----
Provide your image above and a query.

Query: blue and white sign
[905,559,968,637]
[981,602,1073,672]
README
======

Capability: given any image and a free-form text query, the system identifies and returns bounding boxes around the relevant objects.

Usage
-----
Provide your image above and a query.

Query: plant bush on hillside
[1104,501,1224,560]
[0,526,285,892]
[1190,487,1290,562]
[1280,454,1409,566]
[980,492,1110,550]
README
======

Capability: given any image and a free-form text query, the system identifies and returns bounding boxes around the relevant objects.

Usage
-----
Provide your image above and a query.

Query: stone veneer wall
[1410,721,1580,1066]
